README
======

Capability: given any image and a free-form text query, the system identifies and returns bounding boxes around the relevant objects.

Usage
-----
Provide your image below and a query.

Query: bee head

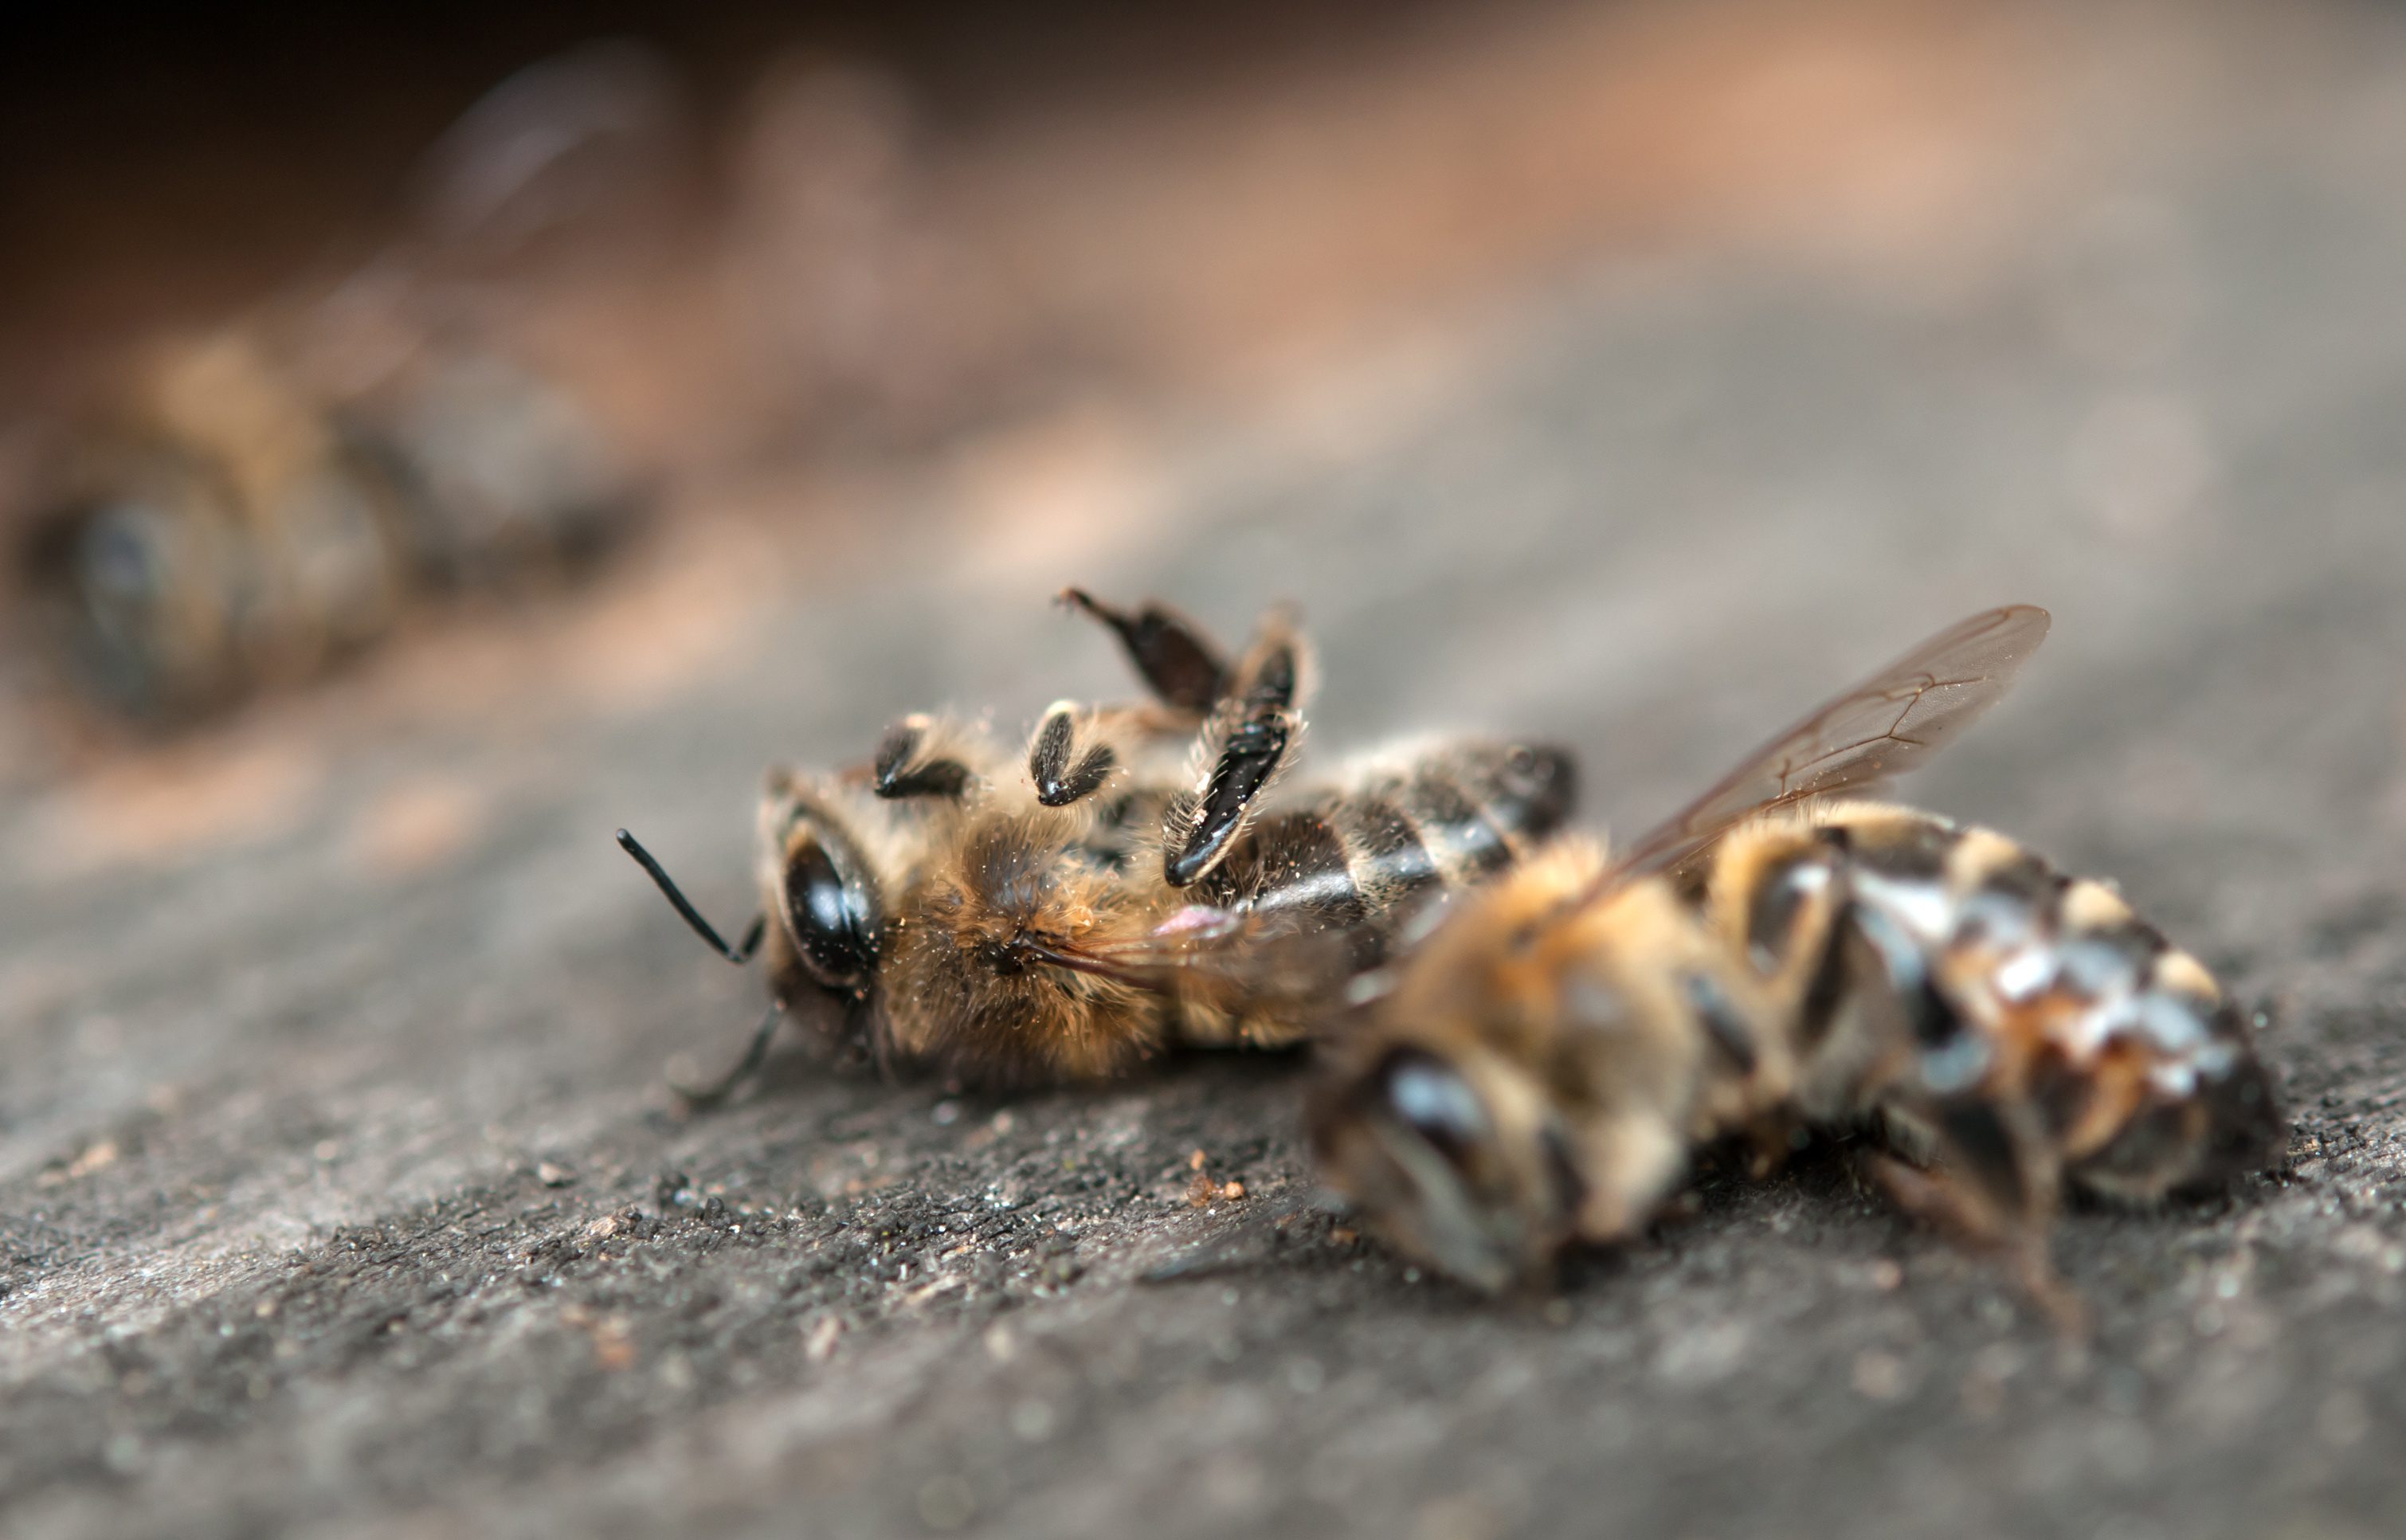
[18,479,232,719]
[1310,1041,1582,1293]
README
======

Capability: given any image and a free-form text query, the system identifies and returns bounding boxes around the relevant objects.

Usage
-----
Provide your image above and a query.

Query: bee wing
[1594,604,2051,891]
[1065,903,1362,1006]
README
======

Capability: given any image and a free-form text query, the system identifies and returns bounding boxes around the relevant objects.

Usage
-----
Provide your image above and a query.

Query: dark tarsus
[1060,587,1230,714]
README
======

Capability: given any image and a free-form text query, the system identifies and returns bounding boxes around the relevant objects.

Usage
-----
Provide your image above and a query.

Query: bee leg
[1162,616,1311,888]
[667,998,787,1110]
[1162,704,1294,885]
[874,714,979,800]
[1742,1111,1805,1179]
[1058,588,1229,714]
[1861,1148,2088,1338]
[1027,702,1123,806]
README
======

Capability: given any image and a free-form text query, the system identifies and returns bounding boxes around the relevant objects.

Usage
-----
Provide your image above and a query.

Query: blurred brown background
[7,3,2406,1537]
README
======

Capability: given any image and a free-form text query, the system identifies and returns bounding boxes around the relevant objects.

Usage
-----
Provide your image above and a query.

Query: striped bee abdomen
[1714,801,2283,1209]
[1200,742,1577,974]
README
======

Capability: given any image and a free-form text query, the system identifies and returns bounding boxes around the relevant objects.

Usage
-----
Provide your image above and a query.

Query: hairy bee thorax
[1313,838,1786,1278]
[884,809,1170,1082]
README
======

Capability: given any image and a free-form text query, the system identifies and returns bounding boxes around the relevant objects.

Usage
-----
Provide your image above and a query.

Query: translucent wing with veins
[1016,901,1360,1010]
[1589,604,2051,895]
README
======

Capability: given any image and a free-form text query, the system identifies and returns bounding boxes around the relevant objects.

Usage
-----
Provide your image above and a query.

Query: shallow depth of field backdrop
[6,2,2406,1536]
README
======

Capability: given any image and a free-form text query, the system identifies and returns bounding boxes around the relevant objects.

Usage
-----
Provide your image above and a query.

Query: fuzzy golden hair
[882,809,1172,1082]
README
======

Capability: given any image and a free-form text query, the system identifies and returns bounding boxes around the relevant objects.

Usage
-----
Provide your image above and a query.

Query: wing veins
[1569,603,2050,908]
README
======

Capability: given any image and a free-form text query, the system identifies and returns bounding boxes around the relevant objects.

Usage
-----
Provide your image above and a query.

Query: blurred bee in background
[2,42,672,728]
[617,590,1576,1097]
[1308,605,2285,1310]
[8,326,636,723]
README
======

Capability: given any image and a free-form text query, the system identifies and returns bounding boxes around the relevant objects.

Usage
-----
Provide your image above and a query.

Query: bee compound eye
[1373,1048,1491,1166]
[784,837,879,989]
[77,501,178,607]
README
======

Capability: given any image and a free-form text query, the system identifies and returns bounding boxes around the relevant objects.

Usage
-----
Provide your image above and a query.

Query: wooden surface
[8,6,2406,1536]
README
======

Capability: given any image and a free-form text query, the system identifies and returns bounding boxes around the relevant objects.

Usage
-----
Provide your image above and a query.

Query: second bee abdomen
[1731,801,2281,1203]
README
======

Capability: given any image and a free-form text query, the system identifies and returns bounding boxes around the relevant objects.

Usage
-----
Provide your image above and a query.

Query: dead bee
[1309,605,2283,1302]
[10,329,417,719]
[4,41,672,731]
[617,590,1575,1095]
[7,323,637,725]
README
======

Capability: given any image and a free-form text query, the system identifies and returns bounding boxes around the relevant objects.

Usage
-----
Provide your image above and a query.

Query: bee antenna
[617,828,765,965]
[668,997,787,1109]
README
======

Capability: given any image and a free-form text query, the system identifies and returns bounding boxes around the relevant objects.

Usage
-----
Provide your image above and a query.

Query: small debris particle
[591,1317,637,1373]
[536,1162,575,1188]
[985,1323,1018,1362]
[805,1317,843,1361]
[1867,1259,1904,1291]
[1186,1172,1248,1208]
[1189,1149,1209,1171]
[69,1140,120,1178]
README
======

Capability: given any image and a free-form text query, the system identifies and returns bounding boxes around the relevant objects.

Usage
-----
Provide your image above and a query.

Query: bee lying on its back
[620,590,1574,1095]
[1310,605,2284,1304]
